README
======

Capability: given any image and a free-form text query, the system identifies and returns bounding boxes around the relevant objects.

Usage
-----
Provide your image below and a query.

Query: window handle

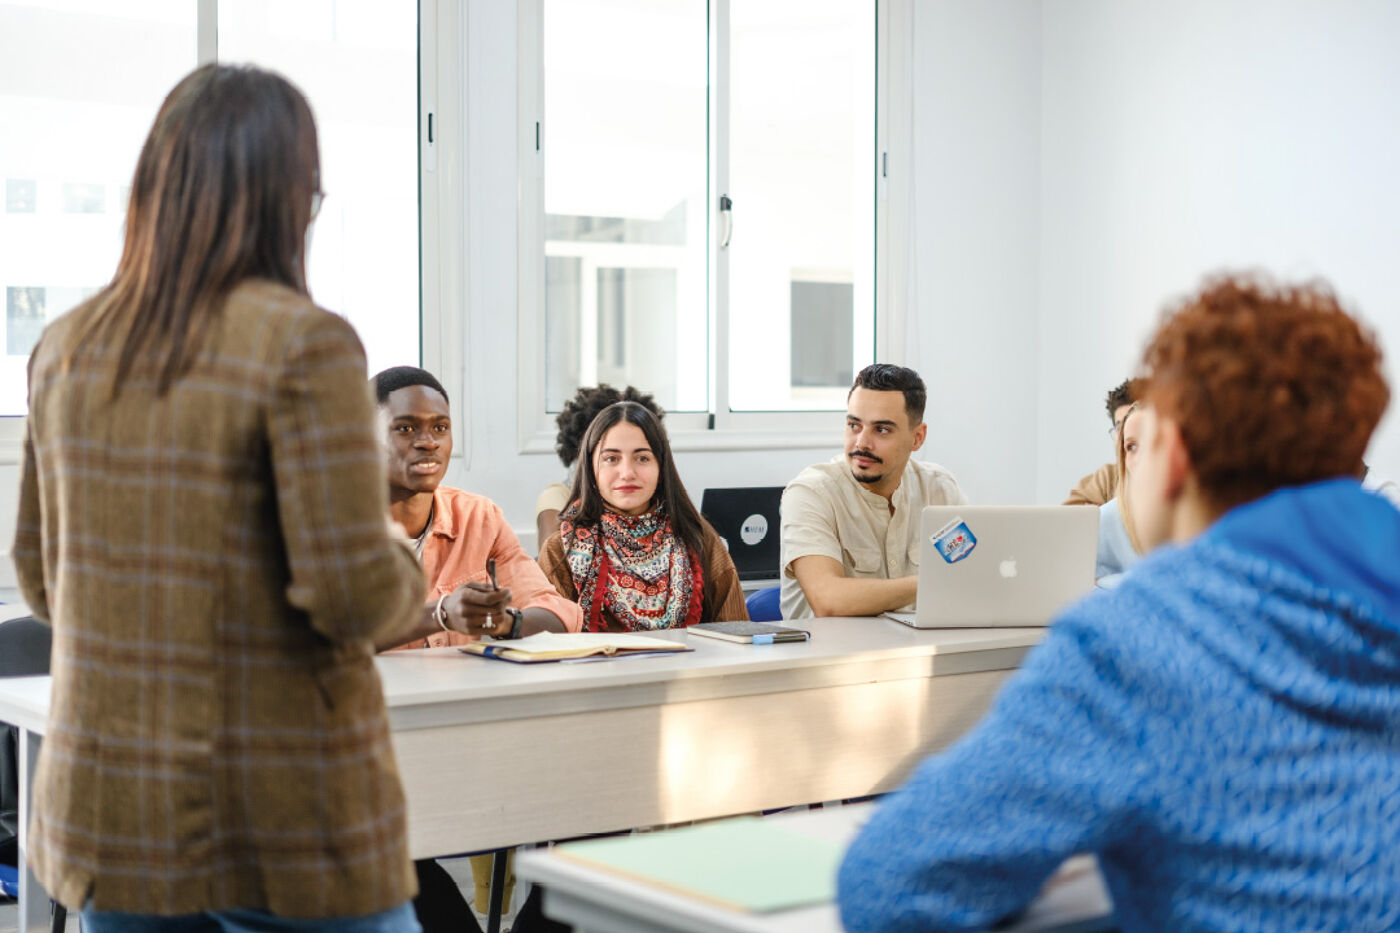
[719,194,733,250]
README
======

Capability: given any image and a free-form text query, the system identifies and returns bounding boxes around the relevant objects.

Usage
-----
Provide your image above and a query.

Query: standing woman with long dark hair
[13,65,425,932]
[538,401,747,630]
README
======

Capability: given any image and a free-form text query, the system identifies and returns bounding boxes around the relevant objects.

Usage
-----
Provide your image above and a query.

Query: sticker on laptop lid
[930,516,977,564]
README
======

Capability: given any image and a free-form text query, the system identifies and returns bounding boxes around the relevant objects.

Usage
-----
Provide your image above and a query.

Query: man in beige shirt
[780,364,967,620]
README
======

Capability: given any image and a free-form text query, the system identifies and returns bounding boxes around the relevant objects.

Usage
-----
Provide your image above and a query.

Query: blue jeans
[81,901,421,933]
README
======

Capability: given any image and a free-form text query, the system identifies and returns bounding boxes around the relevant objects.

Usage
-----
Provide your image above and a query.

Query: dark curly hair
[1140,273,1389,510]
[1104,378,1138,424]
[554,384,664,467]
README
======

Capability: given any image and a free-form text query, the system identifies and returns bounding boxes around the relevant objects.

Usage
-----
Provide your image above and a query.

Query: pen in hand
[483,558,498,631]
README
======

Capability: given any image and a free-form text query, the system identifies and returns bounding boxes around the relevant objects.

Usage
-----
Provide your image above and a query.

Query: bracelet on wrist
[434,592,452,632]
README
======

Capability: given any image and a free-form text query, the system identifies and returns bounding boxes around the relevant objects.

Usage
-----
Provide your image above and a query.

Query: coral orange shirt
[385,485,583,650]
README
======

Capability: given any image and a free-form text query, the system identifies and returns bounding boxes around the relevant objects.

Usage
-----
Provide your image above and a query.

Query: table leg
[486,849,509,933]
[17,727,53,933]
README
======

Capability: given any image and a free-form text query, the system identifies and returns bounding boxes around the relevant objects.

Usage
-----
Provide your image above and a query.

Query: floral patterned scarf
[560,503,705,633]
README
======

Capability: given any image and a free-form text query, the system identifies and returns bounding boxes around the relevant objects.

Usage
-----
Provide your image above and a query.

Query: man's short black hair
[849,363,926,425]
[1105,379,1137,424]
[372,366,449,407]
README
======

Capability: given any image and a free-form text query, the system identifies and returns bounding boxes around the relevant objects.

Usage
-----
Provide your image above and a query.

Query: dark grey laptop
[699,487,784,582]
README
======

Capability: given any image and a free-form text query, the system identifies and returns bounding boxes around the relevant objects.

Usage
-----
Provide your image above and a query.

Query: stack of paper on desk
[554,817,842,912]
[458,631,691,663]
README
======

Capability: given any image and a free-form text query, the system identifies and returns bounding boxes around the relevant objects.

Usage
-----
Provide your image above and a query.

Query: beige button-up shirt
[779,455,968,620]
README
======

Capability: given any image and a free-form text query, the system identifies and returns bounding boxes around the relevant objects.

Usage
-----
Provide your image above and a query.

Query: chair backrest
[745,586,782,622]
[1,616,49,866]
[0,617,50,678]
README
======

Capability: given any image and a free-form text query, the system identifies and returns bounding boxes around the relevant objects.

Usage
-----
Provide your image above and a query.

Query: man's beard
[849,448,884,485]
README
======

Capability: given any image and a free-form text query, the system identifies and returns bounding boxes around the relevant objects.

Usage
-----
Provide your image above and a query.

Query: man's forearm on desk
[374,605,567,650]
[800,574,918,618]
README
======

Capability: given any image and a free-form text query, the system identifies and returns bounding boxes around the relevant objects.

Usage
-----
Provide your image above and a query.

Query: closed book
[687,621,810,644]
[554,817,840,913]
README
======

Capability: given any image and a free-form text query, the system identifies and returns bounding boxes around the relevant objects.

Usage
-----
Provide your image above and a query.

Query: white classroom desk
[0,617,1043,932]
[517,802,1116,933]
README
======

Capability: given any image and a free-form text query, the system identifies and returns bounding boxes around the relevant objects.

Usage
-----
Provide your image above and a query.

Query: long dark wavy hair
[70,64,321,397]
[565,401,715,613]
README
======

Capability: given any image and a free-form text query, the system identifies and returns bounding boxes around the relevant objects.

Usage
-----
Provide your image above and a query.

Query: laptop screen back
[909,505,1099,627]
[700,487,784,581]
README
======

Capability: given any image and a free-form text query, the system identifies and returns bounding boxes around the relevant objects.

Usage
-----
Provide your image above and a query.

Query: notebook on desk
[700,486,784,583]
[884,505,1098,628]
[459,632,691,663]
[554,816,841,913]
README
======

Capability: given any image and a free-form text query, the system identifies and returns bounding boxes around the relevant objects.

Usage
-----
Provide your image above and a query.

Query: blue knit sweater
[838,479,1400,932]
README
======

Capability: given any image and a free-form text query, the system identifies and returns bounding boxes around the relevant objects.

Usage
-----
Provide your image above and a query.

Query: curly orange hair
[1140,274,1389,510]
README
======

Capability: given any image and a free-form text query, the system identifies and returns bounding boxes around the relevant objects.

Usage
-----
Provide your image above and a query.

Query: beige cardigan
[1063,461,1120,506]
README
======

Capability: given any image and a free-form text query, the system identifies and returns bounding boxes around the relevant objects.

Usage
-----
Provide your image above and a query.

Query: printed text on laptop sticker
[931,517,977,564]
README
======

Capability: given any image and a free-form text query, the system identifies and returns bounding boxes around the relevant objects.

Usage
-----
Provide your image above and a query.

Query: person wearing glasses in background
[1095,400,1147,585]
[1064,378,1140,506]
[14,65,427,933]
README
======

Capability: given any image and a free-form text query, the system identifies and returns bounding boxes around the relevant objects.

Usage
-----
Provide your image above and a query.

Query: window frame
[0,0,456,465]
[515,0,910,455]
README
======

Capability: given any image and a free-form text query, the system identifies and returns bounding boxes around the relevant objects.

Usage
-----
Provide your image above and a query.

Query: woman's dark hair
[567,401,714,614]
[71,64,321,396]
[554,384,663,467]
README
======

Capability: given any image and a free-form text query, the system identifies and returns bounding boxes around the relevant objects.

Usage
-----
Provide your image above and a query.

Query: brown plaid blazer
[13,280,425,917]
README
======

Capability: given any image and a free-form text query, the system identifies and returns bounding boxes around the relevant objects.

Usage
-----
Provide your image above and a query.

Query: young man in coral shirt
[372,366,581,652]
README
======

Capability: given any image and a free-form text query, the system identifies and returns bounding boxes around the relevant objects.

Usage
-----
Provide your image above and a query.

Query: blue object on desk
[745,586,782,622]
[0,862,17,898]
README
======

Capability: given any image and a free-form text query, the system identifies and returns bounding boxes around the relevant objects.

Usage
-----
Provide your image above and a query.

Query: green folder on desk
[554,817,841,913]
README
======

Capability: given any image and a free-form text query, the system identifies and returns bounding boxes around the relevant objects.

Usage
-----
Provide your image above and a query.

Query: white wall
[908,0,1043,505]
[1036,0,1400,503]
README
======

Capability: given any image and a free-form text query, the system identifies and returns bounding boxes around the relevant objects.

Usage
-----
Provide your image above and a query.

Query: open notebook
[459,631,691,663]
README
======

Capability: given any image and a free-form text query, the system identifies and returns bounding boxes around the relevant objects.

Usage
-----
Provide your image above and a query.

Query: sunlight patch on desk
[652,672,1004,821]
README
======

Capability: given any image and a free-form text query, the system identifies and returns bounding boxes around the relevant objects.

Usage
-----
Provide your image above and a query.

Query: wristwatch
[492,607,525,641]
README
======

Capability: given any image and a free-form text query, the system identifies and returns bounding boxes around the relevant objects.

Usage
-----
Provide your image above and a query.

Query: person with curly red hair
[838,274,1400,933]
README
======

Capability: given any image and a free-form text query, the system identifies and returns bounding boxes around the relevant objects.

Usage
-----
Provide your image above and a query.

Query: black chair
[0,615,66,931]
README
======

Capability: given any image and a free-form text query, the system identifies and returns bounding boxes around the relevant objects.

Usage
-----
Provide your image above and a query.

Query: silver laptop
[885,506,1099,628]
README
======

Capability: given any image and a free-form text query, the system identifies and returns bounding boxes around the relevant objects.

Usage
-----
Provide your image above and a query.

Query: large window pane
[727,0,875,411]
[0,0,196,416]
[219,0,419,377]
[543,0,708,413]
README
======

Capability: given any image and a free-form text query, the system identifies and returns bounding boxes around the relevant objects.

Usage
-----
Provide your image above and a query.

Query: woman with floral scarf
[538,400,747,630]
